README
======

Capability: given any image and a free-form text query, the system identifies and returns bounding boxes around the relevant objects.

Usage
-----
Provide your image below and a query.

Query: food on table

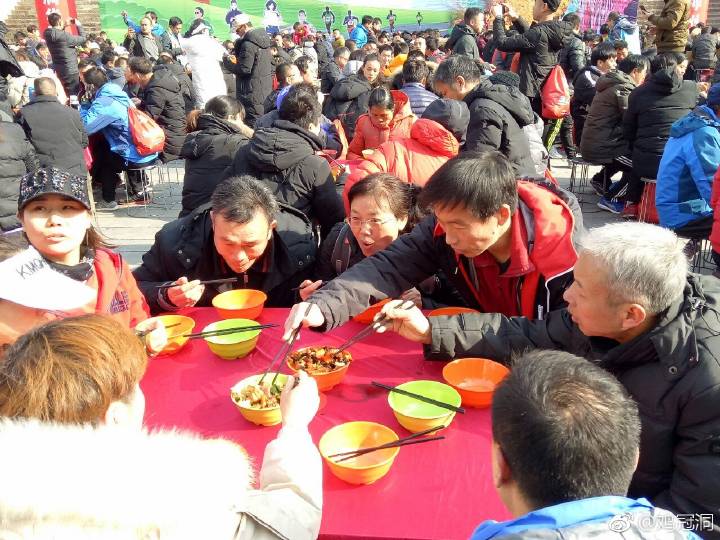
[231,382,282,409]
[288,347,352,374]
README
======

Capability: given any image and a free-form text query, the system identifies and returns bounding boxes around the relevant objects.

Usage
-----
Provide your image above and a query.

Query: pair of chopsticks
[291,281,326,291]
[135,322,180,339]
[328,425,446,463]
[259,304,313,386]
[372,381,466,414]
[183,323,278,340]
[155,277,238,289]
[334,299,415,353]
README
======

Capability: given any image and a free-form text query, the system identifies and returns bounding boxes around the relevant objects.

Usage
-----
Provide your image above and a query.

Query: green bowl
[203,318,262,360]
[387,380,462,433]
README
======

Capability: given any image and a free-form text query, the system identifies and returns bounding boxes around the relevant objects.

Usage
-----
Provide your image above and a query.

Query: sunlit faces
[369,105,394,129]
[676,60,688,78]
[348,193,407,258]
[597,55,617,73]
[139,17,153,35]
[211,211,276,274]
[362,59,381,83]
[273,34,283,47]
[630,67,647,86]
[19,195,92,266]
[433,79,468,101]
[286,64,302,86]
[336,52,350,69]
[433,204,510,259]
[379,49,393,68]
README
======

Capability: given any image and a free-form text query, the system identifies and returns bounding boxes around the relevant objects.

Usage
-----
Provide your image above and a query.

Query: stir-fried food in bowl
[288,347,352,374]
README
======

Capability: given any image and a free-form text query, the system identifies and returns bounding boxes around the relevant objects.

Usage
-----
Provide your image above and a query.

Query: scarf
[44,248,95,282]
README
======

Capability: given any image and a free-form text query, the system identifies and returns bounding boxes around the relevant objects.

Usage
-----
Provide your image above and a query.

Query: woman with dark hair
[324,53,384,139]
[179,96,252,217]
[346,86,415,159]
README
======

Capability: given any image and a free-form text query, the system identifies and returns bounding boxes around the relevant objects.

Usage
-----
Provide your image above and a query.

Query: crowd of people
[0,0,720,537]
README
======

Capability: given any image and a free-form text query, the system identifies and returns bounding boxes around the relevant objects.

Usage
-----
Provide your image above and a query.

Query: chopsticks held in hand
[155,277,239,289]
[135,322,181,339]
[183,323,278,340]
[372,381,466,414]
[328,425,446,463]
[259,304,313,385]
[335,299,415,353]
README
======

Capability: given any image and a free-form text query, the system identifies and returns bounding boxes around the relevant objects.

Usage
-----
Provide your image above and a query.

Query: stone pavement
[94,159,618,268]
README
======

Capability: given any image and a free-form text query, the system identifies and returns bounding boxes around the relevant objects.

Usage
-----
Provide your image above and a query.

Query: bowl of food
[353,299,390,324]
[287,346,352,391]
[442,358,509,408]
[387,380,462,433]
[428,307,479,317]
[143,314,195,355]
[203,318,262,360]
[319,421,399,484]
[230,373,288,426]
[212,289,267,320]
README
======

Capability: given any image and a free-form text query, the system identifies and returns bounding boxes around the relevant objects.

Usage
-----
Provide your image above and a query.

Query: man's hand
[282,302,325,341]
[400,287,422,308]
[504,3,519,20]
[280,371,319,428]
[639,5,649,14]
[373,299,432,344]
[121,10,128,18]
[298,279,323,301]
[166,276,205,308]
[492,4,504,17]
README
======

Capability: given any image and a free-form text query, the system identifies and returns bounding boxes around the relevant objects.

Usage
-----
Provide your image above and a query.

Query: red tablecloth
[141,308,511,540]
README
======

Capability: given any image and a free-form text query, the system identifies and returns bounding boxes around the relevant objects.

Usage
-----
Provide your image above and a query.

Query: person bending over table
[0,314,323,539]
[355,222,720,536]
[471,349,699,539]
[133,175,317,314]
[284,151,579,332]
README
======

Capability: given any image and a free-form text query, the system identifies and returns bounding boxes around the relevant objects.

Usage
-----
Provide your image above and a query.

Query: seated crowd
[0,1,719,538]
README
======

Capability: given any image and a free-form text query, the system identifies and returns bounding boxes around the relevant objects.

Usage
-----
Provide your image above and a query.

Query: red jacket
[343,118,460,213]
[710,167,720,254]
[85,248,150,328]
[346,90,416,160]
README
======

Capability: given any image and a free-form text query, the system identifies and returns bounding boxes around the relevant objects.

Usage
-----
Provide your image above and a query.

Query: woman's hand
[135,318,168,355]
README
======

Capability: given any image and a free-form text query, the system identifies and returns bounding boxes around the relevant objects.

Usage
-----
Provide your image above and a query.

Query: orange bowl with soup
[212,289,267,320]
[442,358,509,408]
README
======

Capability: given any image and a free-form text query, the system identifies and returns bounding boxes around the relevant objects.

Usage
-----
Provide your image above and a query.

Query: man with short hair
[121,9,167,37]
[321,46,349,94]
[361,222,720,537]
[607,11,641,54]
[471,349,698,539]
[133,176,317,313]
[123,16,166,61]
[43,13,86,96]
[690,25,717,74]
[350,15,373,49]
[447,7,483,59]
[433,55,535,176]
[400,60,437,116]
[18,77,87,177]
[167,16,185,63]
[613,38,629,61]
[378,44,393,71]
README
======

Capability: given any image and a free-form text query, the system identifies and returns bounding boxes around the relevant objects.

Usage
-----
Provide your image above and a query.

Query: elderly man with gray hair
[366,222,720,536]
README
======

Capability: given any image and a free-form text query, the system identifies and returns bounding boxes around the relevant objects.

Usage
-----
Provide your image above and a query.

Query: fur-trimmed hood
[0,419,254,539]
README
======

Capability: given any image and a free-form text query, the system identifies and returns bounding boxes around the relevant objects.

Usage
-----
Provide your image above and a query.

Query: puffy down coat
[347,90,416,159]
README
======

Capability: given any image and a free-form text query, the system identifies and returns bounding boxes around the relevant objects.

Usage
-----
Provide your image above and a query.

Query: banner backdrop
[565,0,638,30]
[688,0,709,26]
[35,0,78,33]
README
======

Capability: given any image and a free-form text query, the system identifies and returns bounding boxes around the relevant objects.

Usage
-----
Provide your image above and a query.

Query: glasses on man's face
[346,216,396,230]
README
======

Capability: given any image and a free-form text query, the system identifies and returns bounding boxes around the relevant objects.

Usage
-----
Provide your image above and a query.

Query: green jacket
[648,0,690,53]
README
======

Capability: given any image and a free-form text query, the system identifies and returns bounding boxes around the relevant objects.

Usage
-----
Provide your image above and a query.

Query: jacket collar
[28,94,59,104]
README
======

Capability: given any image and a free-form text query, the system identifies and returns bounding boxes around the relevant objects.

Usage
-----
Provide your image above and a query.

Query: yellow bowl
[230,373,288,426]
[212,289,267,320]
[319,421,399,485]
[203,318,262,360]
[387,380,461,433]
[145,314,195,355]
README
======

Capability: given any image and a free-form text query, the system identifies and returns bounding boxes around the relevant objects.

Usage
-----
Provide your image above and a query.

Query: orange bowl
[353,299,390,324]
[141,315,195,355]
[212,289,267,320]
[428,307,479,317]
[286,347,351,392]
[319,421,399,484]
[442,358,509,408]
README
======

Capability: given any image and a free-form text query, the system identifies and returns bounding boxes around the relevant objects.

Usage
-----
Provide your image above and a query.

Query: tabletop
[141,307,511,540]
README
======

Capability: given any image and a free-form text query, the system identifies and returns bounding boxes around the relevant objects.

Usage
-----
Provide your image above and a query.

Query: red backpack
[128,107,165,156]
[541,65,570,119]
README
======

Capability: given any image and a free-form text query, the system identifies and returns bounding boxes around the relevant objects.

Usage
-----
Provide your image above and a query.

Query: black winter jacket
[0,23,22,113]
[179,114,249,217]
[43,26,86,84]
[624,68,697,179]
[424,275,720,538]
[580,70,637,164]
[254,109,342,154]
[154,63,196,114]
[446,23,480,60]
[691,33,717,68]
[463,79,536,176]
[559,32,586,85]
[19,95,88,176]
[133,203,317,314]
[224,29,273,126]
[141,70,187,162]
[323,73,372,139]
[0,121,40,231]
[221,120,344,237]
[493,17,573,98]
[320,61,343,94]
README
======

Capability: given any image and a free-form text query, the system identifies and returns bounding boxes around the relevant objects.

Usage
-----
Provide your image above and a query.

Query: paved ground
[95,159,617,268]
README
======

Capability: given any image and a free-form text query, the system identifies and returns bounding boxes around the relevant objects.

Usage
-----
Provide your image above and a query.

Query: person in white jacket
[0,314,323,540]
[180,19,228,108]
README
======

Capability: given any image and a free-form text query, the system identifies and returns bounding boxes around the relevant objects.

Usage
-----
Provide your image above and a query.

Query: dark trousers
[89,135,146,202]
[673,215,720,270]
[593,157,644,204]
[60,73,81,97]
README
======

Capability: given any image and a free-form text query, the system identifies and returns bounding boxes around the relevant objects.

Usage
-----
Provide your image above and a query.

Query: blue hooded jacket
[656,105,720,229]
[470,496,701,539]
[349,24,369,48]
[80,83,158,164]
[609,15,641,54]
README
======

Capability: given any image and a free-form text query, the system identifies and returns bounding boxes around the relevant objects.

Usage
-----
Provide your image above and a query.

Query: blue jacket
[349,25,369,48]
[470,496,701,539]
[80,83,157,164]
[609,15,641,54]
[124,16,166,37]
[657,105,720,229]
[400,83,438,117]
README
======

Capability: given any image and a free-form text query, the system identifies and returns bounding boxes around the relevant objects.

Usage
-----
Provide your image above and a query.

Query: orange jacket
[710,167,720,254]
[343,118,460,213]
[346,90,416,160]
[86,248,150,328]
[383,53,407,78]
